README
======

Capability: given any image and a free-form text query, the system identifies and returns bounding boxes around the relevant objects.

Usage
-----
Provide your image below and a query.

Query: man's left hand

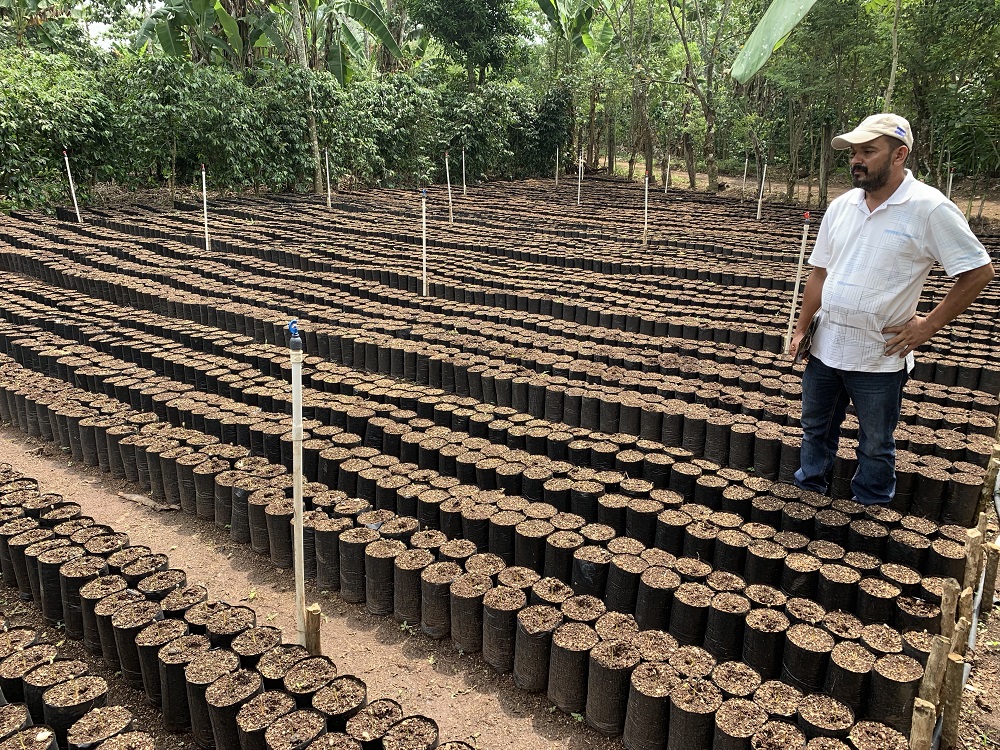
[882,315,938,357]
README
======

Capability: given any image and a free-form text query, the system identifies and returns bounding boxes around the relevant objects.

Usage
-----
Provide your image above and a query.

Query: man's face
[849,137,899,191]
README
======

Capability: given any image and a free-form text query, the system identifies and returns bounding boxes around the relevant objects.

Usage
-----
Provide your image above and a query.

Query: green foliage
[0,47,109,210]
[0,45,571,210]
[99,56,320,191]
[405,0,526,84]
[731,0,819,84]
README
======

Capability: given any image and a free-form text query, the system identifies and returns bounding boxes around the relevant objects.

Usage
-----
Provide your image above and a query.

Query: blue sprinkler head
[288,319,302,352]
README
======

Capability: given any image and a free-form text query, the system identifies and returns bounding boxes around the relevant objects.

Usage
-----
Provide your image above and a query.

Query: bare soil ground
[2,413,999,749]
[0,426,620,750]
[89,171,1000,226]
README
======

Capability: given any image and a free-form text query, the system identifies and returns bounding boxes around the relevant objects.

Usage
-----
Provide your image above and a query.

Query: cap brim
[831,129,884,150]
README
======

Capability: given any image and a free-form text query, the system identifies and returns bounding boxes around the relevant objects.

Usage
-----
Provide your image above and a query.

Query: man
[789,113,994,506]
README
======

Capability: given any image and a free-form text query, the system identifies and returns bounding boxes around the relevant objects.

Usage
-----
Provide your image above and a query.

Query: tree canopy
[2,0,998,211]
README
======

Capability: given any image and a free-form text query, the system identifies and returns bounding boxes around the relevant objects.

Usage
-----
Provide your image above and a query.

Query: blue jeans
[794,355,908,505]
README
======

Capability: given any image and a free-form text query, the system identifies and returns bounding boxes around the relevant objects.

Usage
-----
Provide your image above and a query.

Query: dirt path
[0,428,619,750]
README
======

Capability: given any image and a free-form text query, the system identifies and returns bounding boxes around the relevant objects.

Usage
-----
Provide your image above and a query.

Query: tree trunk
[587,89,598,167]
[288,0,321,193]
[683,133,696,188]
[606,100,616,176]
[467,60,476,91]
[704,106,718,191]
[644,132,654,184]
[786,99,802,201]
[819,122,832,209]
[883,0,901,110]
[805,125,817,208]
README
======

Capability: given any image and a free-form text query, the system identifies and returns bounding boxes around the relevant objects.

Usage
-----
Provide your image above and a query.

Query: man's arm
[883,262,995,357]
[788,266,827,358]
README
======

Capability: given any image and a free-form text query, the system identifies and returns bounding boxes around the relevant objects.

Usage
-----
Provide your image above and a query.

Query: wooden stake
[918,635,951,705]
[951,615,971,656]
[940,578,960,639]
[940,653,965,750]
[964,528,983,590]
[981,454,999,514]
[979,542,1000,620]
[909,698,937,750]
[959,587,974,623]
[305,602,322,655]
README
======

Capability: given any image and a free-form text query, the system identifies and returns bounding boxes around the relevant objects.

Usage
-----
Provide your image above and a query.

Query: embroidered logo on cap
[894,126,906,137]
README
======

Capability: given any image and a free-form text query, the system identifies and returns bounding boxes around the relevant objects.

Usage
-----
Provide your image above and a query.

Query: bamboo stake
[445,152,453,224]
[979,542,999,620]
[62,150,82,223]
[784,213,811,353]
[201,164,210,253]
[756,162,768,220]
[917,635,951,706]
[940,653,965,750]
[461,148,466,196]
[946,165,954,200]
[577,149,583,206]
[909,698,937,750]
[305,602,322,655]
[665,152,671,193]
[940,578,960,639]
[741,155,749,202]
[324,148,331,209]
[555,147,559,186]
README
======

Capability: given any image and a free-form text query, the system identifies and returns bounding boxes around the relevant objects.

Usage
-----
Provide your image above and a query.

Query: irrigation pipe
[421,189,428,297]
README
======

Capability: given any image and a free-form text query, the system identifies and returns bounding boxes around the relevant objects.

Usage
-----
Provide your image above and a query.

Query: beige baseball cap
[832,114,913,150]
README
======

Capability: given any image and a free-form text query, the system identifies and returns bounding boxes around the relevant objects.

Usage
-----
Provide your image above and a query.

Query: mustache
[852,165,868,173]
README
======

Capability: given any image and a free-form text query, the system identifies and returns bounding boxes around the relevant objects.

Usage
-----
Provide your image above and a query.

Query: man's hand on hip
[882,315,937,357]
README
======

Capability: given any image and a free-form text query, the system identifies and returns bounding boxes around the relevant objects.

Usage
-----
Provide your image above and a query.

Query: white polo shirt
[808,170,991,373]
